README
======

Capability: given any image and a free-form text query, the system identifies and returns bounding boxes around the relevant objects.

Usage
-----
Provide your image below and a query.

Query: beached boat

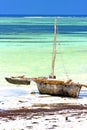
[32,17,84,98]
[33,78,82,98]
[5,76,30,85]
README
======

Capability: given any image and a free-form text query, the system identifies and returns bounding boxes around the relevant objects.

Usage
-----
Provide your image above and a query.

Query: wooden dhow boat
[32,17,87,98]
[32,78,82,98]
[5,75,87,97]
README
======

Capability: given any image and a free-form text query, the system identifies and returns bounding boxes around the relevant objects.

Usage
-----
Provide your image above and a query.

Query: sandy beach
[0,104,87,130]
[0,82,87,129]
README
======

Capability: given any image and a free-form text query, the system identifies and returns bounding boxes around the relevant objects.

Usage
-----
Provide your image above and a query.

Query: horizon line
[0,14,87,17]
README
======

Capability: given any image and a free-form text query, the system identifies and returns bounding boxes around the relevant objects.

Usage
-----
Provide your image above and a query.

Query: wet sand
[0,104,87,119]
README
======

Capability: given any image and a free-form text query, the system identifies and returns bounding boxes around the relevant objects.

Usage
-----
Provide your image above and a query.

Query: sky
[0,0,87,16]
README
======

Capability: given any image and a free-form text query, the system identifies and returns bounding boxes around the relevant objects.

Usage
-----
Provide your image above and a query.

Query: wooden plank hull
[37,83,81,98]
[5,77,31,85]
[33,78,81,98]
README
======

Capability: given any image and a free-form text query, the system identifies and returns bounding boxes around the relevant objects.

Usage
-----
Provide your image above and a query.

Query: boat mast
[49,17,57,79]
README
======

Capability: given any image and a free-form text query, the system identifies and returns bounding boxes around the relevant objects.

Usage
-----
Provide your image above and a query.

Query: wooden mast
[49,17,57,79]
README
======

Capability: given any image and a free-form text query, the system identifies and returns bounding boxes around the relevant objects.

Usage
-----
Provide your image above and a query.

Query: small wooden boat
[5,76,87,97]
[32,17,87,98]
[5,76,31,85]
[33,78,82,98]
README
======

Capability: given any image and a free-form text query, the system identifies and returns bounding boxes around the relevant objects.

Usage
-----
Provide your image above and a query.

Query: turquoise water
[0,17,87,86]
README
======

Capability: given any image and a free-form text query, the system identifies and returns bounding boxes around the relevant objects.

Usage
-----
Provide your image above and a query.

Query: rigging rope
[57,20,70,80]
[58,41,70,79]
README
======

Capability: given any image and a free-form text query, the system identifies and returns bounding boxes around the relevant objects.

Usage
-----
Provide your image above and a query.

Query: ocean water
[0,16,87,87]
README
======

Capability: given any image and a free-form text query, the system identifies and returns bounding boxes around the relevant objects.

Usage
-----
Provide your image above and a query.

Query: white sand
[0,81,87,129]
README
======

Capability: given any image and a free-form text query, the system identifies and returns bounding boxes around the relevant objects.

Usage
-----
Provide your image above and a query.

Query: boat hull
[5,77,30,85]
[36,82,81,98]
